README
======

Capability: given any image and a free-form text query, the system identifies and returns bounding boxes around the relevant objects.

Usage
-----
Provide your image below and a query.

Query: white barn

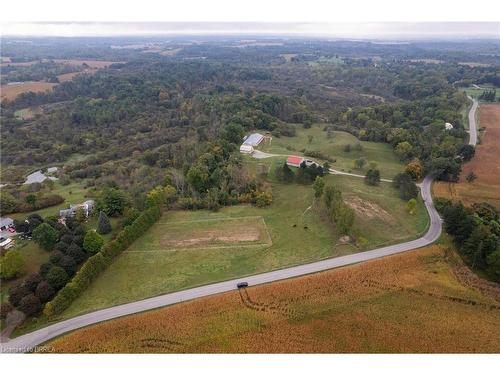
[240,144,254,154]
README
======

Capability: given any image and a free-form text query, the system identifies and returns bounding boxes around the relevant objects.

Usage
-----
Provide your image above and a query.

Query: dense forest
[1,37,499,208]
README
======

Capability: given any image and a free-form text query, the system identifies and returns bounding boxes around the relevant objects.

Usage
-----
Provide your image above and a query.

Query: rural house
[286,155,305,168]
[59,200,95,219]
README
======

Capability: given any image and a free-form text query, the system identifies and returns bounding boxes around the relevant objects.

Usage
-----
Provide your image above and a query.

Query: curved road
[0,97,478,353]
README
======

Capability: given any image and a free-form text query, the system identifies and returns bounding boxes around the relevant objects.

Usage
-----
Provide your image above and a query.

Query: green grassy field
[463,87,500,101]
[44,171,428,323]
[258,125,404,179]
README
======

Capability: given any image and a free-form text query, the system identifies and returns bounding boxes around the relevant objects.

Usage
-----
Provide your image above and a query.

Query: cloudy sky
[2,22,499,39]
[1,0,498,39]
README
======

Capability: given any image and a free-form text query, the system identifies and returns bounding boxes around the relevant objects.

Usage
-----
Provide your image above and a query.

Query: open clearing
[44,245,500,353]
[16,174,429,332]
[1,82,57,101]
[434,104,500,208]
[133,216,271,251]
[258,124,404,179]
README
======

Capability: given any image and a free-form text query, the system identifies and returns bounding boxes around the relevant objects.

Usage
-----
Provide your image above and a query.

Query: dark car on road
[237,282,248,288]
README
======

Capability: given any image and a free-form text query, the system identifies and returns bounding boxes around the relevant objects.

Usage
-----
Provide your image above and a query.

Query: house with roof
[60,200,95,219]
[239,133,265,154]
[286,156,305,168]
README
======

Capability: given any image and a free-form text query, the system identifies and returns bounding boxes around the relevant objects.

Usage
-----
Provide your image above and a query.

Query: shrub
[83,230,105,255]
[59,255,77,276]
[18,294,42,317]
[46,266,69,290]
[23,273,42,292]
[54,241,69,253]
[97,211,112,235]
[365,169,381,186]
[60,234,74,245]
[255,191,273,207]
[35,281,55,303]
[0,250,25,280]
[49,250,64,265]
[8,284,31,307]
[32,223,60,250]
[67,245,87,264]
[39,262,53,278]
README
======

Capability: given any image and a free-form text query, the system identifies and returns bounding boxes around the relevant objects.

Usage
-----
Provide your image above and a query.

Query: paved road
[467,96,479,146]
[0,97,479,353]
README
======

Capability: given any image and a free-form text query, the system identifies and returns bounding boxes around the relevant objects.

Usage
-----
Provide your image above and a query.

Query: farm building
[240,144,254,154]
[0,217,14,231]
[286,156,305,168]
[243,133,264,147]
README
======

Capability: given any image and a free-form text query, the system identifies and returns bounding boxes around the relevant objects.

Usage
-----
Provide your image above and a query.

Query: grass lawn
[258,124,404,179]
[39,171,428,324]
[10,181,91,221]
[44,245,500,353]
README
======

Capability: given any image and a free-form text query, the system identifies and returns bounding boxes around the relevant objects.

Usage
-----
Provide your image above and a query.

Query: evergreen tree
[97,211,112,235]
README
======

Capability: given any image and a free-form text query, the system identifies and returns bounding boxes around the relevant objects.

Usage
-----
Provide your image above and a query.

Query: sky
[2,22,499,39]
[1,0,499,39]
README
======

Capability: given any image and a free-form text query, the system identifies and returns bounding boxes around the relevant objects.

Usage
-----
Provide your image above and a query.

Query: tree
[8,284,31,307]
[336,205,355,235]
[353,158,366,170]
[466,171,477,183]
[407,198,417,215]
[186,165,210,192]
[83,230,104,255]
[75,207,87,222]
[365,169,381,186]
[59,255,77,276]
[0,192,19,214]
[35,281,55,303]
[99,188,128,217]
[486,250,500,281]
[313,176,325,198]
[276,162,295,183]
[25,193,37,207]
[45,266,69,290]
[32,223,59,251]
[395,141,413,161]
[405,159,423,180]
[393,173,419,200]
[67,244,87,264]
[0,250,25,280]
[23,273,42,292]
[18,294,41,317]
[459,144,475,161]
[255,191,272,207]
[97,211,112,235]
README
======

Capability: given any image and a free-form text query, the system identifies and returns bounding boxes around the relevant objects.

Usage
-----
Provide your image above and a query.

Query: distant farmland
[45,245,500,353]
[1,82,57,101]
[434,104,500,208]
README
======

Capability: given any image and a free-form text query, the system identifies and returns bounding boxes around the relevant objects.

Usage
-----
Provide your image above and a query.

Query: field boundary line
[156,215,265,225]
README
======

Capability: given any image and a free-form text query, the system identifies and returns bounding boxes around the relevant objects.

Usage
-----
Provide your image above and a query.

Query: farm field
[33,174,428,327]
[44,245,500,353]
[1,82,57,101]
[257,125,404,179]
[433,104,500,208]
